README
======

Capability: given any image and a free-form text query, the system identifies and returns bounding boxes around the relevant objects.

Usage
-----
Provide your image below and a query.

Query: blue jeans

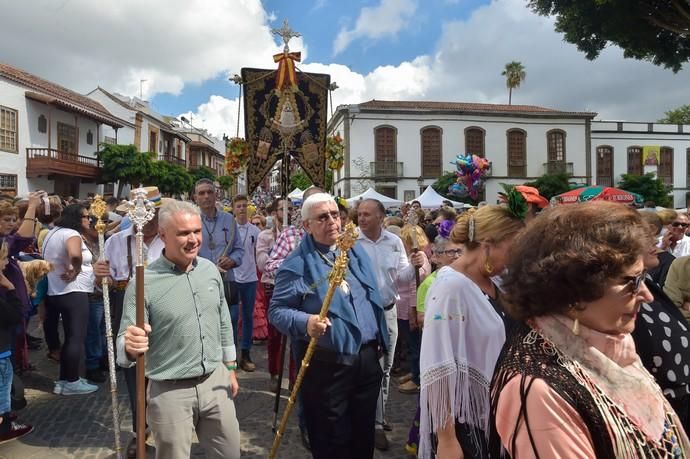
[229,281,257,352]
[0,357,12,414]
[85,298,104,371]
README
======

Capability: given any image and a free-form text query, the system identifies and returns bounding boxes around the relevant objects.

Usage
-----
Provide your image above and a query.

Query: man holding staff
[117,200,240,459]
[269,192,388,458]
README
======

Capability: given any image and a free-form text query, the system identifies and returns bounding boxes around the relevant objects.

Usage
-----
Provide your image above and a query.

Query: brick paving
[0,320,419,459]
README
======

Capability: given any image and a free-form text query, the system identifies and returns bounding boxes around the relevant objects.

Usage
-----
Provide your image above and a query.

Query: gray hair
[194,178,215,193]
[158,200,200,230]
[301,192,334,220]
[433,235,453,253]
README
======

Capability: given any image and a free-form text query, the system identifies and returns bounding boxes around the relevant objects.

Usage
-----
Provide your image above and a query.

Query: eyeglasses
[622,270,647,294]
[312,211,340,223]
[671,221,689,228]
[437,248,462,257]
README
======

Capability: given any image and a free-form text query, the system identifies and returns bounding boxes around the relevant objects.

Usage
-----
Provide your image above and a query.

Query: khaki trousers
[147,365,240,459]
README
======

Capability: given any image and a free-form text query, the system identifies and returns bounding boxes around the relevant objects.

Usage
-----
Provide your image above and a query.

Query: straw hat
[116,186,162,212]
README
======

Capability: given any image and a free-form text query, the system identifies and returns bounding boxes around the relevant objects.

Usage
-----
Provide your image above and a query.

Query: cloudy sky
[2,0,688,138]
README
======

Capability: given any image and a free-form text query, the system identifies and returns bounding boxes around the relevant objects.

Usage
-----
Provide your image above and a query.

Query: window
[659,147,673,186]
[38,114,47,133]
[86,130,94,145]
[0,106,18,153]
[104,136,116,145]
[421,126,442,178]
[507,129,526,177]
[465,127,485,157]
[627,146,642,176]
[0,174,17,196]
[404,190,416,201]
[374,126,397,177]
[376,186,397,199]
[596,146,614,187]
[57,122,77,154]
[687,148,690,184]
[547,130,566,162]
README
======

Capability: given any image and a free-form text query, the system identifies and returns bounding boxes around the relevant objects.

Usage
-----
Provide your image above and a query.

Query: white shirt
[43,227,94,295]
[103,226,165,281]
[357,228,415,306]
[658,234,690,258]
[232,222,260,283]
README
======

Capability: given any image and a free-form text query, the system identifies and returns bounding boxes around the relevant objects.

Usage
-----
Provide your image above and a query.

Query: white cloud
[333,0,417,55]
[178,95,243,141]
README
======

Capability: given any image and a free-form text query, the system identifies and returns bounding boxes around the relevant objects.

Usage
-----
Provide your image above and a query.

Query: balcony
[369,161,403,179]
[26,148,99,179]
[543,161,573,175]
[159,155,187,167]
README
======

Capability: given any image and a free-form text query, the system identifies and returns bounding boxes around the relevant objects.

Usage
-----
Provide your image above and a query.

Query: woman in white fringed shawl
[419,204,524,459]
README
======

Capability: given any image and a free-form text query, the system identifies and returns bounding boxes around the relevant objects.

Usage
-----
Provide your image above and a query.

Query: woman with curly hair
[491,201,689,457]
[419,205,524,458]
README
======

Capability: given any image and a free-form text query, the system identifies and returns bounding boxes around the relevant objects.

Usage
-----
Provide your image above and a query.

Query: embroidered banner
[242,67,330,194]
[642,145,660,166]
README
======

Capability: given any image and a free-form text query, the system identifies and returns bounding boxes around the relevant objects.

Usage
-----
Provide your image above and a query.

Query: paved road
[0,320,418,459]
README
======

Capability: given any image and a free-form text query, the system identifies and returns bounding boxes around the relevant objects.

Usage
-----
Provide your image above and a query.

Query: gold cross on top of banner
[272,19,301,53]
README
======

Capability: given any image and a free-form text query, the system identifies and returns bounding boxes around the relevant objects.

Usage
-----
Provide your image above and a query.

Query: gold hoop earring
[484,260,494,275]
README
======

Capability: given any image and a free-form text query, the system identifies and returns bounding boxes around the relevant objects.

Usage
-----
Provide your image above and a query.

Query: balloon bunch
[448,154,491,200]
[225,137,250,177]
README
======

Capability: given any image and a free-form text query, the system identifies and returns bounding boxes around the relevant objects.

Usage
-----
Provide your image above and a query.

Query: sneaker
[0,421,34,444]
[398,380,420,394]
[53,380,66,395]
[60,379,98,395]
[404,442,418,456]
[239,356,256,372]
[86,368,107,384]
[397,373,413,385]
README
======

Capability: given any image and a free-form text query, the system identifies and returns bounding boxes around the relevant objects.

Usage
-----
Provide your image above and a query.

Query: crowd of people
[0,182,689,458]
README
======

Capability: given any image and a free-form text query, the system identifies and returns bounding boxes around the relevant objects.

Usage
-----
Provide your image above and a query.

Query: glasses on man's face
[313,211,340,223]
[437,248,462,257]
[622,270,647,294]
[671,221,689,229]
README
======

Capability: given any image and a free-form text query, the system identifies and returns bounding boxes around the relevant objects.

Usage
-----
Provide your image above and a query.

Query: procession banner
[242,67,330,194]
[642,145,660,166]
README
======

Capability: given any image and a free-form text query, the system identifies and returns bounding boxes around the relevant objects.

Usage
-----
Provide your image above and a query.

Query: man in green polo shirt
[118,200,240,459]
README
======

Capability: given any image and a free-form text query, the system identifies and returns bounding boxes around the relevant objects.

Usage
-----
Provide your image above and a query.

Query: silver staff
[90,196,122,458]
[126,188,156,459]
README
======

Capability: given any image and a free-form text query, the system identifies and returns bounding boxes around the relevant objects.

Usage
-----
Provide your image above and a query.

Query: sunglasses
[622,270,647,294]
[313,211,340,223]
[437,248,462,257]
[671,221,689,228]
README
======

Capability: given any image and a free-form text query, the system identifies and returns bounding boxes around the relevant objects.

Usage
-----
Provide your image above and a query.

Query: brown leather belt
[164,372,212,384]
[112,280,129,291]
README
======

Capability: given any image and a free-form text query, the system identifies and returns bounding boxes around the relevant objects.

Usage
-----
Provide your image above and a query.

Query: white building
[0,62,129,197]
[328,100,595,203]
[591,121,690,208]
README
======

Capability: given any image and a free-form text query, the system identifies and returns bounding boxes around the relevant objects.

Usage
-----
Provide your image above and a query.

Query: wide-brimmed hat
[116,186,162,212]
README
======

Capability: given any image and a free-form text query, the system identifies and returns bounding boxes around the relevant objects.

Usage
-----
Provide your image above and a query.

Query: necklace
[317,250,350,294]
[202,213,219,250]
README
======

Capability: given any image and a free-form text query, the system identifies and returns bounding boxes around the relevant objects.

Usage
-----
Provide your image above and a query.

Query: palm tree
[502,61,526,105]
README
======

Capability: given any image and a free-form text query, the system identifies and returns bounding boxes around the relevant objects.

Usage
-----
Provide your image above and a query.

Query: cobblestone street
[0,321,418,459]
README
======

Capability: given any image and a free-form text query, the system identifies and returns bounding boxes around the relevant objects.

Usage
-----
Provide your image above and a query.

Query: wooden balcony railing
[369,161,404,179]
[159,155,187,167]
[26,148,100,179]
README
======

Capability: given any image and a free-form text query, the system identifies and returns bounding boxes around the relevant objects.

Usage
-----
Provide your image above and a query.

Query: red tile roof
[357,99,596,117]
[0,62,125,128]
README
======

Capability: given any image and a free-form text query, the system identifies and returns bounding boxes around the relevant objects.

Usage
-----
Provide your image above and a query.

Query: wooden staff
[126,189,156,459]
[90,196,122,458]
[269,222,358,459]
[406,209,421,286]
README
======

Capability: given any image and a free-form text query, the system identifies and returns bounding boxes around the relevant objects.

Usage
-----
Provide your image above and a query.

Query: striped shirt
[116,255,236,380]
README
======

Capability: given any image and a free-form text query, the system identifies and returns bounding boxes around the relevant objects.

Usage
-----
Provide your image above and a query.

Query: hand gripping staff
[126,188,156,459]
[268,222,359,459]
[90,196,122,458]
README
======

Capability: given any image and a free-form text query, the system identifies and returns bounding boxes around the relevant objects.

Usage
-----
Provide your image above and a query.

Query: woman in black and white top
[42,204,98,395]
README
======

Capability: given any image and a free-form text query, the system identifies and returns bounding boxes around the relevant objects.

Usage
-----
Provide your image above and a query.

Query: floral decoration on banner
[448,154,491,200]
[225,137,250,177]
[325,133,345,170]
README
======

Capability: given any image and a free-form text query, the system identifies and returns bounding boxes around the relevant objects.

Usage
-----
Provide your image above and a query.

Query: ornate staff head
[328,222,358,286]
[90,195,107,235]
[126,187,156,266]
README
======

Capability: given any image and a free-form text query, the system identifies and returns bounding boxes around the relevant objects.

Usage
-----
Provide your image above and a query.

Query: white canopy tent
[287,187,304,201]
[411,185,471,209]
[346,187,403,209]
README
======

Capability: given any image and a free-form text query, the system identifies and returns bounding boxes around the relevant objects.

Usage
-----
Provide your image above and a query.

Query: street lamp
[417,176,425,195]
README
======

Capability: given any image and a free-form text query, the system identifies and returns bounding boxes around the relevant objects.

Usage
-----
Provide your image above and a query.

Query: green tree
[617,173,673,207]
[290,171,312,191]
[501,61,526,105]
[432,172,458,199]
[189,166,216,185]
[97,143,155,197]
[217,175,234,193]
[658,104,690,124]
[150,161,193,197]
[524,173,571,200]
[527,0,690,72]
